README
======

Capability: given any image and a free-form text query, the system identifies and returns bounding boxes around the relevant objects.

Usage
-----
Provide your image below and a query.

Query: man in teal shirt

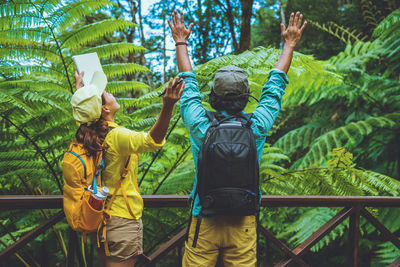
[168,10,307,266]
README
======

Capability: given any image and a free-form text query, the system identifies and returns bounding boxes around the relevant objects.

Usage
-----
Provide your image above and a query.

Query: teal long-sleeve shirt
[179,69,289,216]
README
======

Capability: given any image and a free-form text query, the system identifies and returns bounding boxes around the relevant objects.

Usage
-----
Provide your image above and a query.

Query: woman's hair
[209,90,249,115]
[75,118,109,157]
[75,94,109,157]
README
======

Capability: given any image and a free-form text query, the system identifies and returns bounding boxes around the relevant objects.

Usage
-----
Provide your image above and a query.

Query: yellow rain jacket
[103,121,164,219]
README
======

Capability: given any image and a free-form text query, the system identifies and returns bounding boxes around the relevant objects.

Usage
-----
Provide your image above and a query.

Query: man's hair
[209,90,249,115]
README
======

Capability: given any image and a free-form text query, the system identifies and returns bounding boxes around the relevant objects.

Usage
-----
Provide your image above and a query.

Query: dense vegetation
[0,0,399,266]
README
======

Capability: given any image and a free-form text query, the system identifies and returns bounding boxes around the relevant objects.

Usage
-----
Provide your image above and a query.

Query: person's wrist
[283,41,296,49]
[174,36,187,42]
[162,99,176,110]
[175,42,187,47]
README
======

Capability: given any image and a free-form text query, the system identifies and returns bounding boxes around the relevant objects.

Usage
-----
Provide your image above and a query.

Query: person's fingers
[80,71,84,77]
[173,10,178,25]
[294,11,300,27]
[178,82,185,97]
[188,22,194,33]
[297,14,303,28]
[280,23,285,34]
[300,21,307,34]
[167,19,173,30]
[172,11,176,26]
[180,11,184,24]
[165,78,173,95]
[168,77,173,88]
[289,12,294,27]
[172,77,180,89]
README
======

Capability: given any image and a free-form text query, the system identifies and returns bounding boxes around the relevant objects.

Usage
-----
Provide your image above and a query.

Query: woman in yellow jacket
[71,70,184,266]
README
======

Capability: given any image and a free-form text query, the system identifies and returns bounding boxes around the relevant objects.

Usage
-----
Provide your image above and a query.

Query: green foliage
[309,20,368,44]
[1,1,400,265]
[0,0,149,265]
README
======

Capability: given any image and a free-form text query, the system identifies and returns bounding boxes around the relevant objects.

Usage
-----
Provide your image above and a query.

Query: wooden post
[348,207,360,267]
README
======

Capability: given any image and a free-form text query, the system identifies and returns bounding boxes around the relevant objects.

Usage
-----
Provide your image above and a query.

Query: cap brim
[90,71,107,94]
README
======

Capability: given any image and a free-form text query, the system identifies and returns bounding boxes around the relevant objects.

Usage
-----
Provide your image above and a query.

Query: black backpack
[190,111,260,247]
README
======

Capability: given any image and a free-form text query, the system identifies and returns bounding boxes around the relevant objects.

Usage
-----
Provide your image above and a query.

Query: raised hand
[281,11,307,48]
[74,71,84,90]
[167,10,194,43]
[162,77,185,106]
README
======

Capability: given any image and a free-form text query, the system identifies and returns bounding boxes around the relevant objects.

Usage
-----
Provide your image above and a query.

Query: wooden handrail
[1,195,400,266]
[2,195,400,210]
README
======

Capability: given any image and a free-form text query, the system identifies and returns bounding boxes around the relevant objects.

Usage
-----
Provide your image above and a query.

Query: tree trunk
[279,0,286,26]
[237,0,254,54]
[196,0,211,63]
[162,0,167,83]
[138,0,153,88]
[214,0,238,52]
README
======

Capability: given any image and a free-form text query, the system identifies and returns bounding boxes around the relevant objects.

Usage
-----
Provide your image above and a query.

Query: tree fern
[0,1,151,264]
[309,20,368,44]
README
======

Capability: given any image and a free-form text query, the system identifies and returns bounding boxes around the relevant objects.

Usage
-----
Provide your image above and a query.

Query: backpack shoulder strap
[105,155,136,219]
[205,111,222,127]
[64,150,87,180]
[236,113,253,128]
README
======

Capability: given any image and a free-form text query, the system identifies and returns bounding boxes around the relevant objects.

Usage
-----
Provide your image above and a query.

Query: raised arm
[149,77,184,143]
[168,10,194,72]
[275,11,307,73]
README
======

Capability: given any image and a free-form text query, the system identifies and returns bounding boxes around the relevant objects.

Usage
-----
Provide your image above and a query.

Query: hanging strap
[100,155,134,256]
[192,214,202,248]
[91,157,104,194]
[105,155,134,218]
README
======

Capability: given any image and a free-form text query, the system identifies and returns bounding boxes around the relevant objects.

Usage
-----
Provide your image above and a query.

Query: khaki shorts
[183,215,257,267]
[100,216,143,262]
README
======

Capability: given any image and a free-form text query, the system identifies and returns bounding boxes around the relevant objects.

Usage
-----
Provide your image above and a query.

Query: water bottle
[88,186,109,211]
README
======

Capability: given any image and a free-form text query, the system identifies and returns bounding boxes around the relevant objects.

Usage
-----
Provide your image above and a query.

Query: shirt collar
[107,121,119,128]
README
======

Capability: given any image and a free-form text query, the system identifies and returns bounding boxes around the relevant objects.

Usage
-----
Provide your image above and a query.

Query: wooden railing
[1,195,400,266]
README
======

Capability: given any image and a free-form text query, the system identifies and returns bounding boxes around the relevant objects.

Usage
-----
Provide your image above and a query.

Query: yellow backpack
[62,140,106,233]
[62,136,134,255]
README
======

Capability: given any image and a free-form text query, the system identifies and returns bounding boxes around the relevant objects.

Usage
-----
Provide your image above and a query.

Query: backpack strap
[205,111,220,127]
[192,214,202,248]
[64,151,87,180]
[236,113,253,128]
[104,155,134,217]
[104,126,137,219]
[100,155,133,256]
[91,155,104,194]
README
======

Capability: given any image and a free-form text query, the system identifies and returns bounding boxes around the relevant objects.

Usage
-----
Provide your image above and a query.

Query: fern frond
[81,43,146,60]
[107,81,150,94]
[60,19,135,49]
[49,0,114,31]
[0,45,60,62]
[309,20,368,43]
[296,114,398,169]
[103,63,151,78]
[373,8,400,37]
[274,122,327,156]
[375,242,400,264]
[279,208,345,252]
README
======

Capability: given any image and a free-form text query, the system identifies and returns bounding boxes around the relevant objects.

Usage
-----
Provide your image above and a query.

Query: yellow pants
[183,216,257,267]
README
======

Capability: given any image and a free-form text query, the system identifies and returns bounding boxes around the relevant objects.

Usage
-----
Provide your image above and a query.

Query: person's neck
[102,113,115,122]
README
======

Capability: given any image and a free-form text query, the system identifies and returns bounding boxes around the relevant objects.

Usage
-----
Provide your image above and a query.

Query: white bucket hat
[71,71,108,126]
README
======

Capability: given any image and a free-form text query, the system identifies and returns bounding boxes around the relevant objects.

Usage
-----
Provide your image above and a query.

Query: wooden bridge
[1,195,400,266]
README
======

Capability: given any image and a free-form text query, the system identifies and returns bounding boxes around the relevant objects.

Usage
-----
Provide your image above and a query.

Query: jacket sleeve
[113,128,165,156]
[252,69,289,136]
[178,71,209,147]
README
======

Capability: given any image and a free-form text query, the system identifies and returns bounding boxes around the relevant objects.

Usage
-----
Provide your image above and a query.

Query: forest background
[1,0,400,266]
